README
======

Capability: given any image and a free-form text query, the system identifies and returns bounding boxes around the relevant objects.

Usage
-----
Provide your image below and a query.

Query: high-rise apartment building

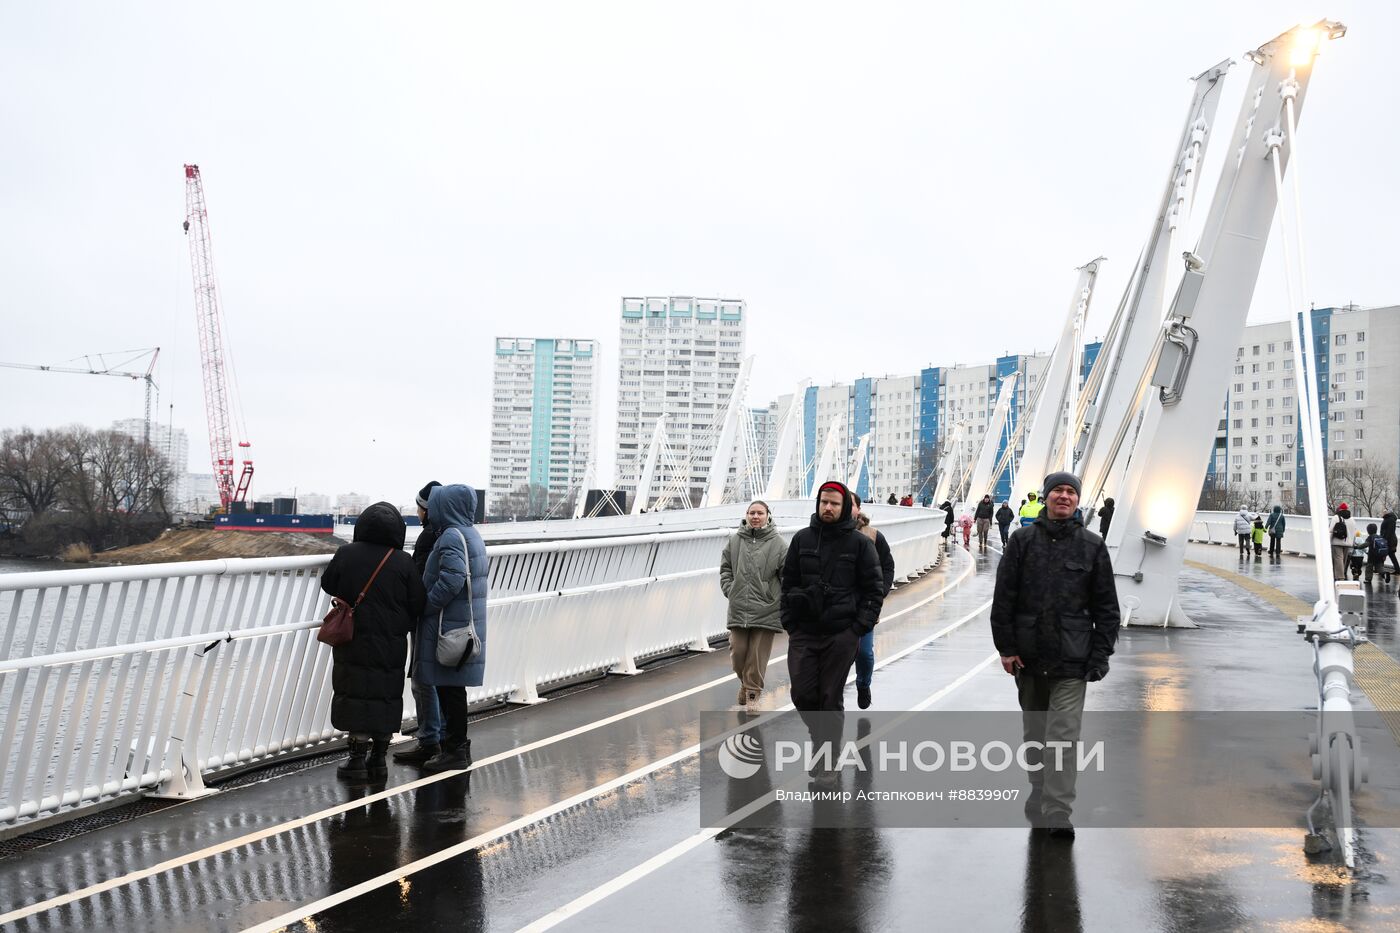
[111,418,191,510]
[616,297,746,508]
[1209,304,1400,510]
[490,337,599,509]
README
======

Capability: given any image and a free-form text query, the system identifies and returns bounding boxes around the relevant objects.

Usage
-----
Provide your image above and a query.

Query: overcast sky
[2,2,1393,506]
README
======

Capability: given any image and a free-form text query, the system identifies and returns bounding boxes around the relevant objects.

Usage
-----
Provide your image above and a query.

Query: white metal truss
[701,355,755,508]
[808,418,843,498]
[847,432,872,495]
[964,373,1019,503]
[1108,26,1331,629]
[762,381,809,501]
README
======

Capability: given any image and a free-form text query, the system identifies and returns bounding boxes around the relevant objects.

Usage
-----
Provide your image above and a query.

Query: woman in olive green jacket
[720,500,786,709]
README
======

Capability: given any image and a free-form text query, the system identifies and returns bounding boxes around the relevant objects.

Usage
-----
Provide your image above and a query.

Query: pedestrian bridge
[1,504,1398,931]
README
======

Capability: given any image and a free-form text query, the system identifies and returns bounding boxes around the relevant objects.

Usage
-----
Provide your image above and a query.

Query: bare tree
[0,428,72,516]
[1326,457,1398,517]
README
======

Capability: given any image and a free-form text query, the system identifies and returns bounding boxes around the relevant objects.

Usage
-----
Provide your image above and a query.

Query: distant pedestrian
[781,481,885,713]
[1329,504,1357,582]
[1265,505,1286,558]
[1233,506,1254,557]
[852,493,895,710]
[416,484,490,772]
[1019,492,1043,527]
[990,471,1120,840]
[320,502,426,782]
[887,493,898,506]
[996,501,1015,545]
[900,494,914,507]
[1380,508,1399,577]
[1363,523,1388,586]
[395,481,445,765]
[940,500,955,544]
[958,511,973,549]
[1096,497,1115,537]
[974,495,994,551]
[720,500,786,710]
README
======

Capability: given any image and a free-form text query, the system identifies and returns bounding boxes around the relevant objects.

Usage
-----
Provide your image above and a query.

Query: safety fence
[1188,509,1381,558]
[0,502,944,828]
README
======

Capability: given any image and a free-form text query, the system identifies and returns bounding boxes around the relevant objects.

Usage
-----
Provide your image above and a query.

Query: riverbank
[80,528,340,565]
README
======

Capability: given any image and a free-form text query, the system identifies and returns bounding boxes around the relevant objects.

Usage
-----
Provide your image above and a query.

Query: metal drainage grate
[0,797,180,860]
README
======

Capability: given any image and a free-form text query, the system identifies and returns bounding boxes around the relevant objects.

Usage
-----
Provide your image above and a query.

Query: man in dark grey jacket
[990,471,1120,840]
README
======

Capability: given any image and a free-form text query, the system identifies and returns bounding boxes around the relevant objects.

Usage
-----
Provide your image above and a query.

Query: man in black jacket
[990,471,1120,840]
[852,492,896,710]
[781,481,885,712]
[995,501,1015,545]
[394,480,444,765]
[974,494,995,551]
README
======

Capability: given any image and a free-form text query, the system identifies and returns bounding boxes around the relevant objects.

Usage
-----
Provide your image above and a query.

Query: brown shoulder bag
[318,547,395,647]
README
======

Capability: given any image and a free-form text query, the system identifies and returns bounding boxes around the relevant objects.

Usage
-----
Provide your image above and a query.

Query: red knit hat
[1338,502,1350,511]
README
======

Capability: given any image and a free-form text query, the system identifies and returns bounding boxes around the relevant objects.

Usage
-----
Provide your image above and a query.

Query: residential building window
[1357,331,1366,343]
[1284,359,1294,371]
[1232,472,1243,483]
[1232,437,1243,447]
[1284,415,1294,425]
[1284,340,1293,351]
[1354,450,1364,460]
[1335,373,1346,384]
[1250,418,1259,428]
[1234,365,1244,375]
[1252,345,1260,355]
[1267,342,1276,353]
[1266,417,1275,427]
[1283,377,1294,389]
[1333,430,1345,442]
[1266,398,1274,409]
[1283,396,1294,407]
[1335,353,1346,365]
[1335,334,1347,346]
[1234,382,1244,393]
[1356,351,1365,362]
[1232,455,1242,466]
[1251,364,1260,374]
[1355,370,1365,382]
[1333,450,1345,461]
[1355,410,1365,421]
[1251,400,1259,410]
[1233,419,1243,429]
[1355,390,1365,401]
[1233,401,1243,411]
[1284,472,1293,481]
[1251,381,1260,391]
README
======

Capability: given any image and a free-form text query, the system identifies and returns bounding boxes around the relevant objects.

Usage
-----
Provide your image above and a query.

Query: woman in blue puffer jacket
[416,484,489,772]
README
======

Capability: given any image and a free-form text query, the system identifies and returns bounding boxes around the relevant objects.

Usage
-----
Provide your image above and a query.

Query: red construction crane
[183,164,253,511]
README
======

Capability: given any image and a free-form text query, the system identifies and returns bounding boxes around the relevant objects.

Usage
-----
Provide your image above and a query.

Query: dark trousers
[998,523,1010,545]
[436,685,469,749]
[787,629,860,712]
[1268,533,1283,556]
[1238,533,1251,553]
[1386,537,1400,573]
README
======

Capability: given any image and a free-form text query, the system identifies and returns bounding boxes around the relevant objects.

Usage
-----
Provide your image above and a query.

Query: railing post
[149,637,225,801]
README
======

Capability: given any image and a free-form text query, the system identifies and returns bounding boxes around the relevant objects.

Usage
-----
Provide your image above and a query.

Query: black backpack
[1332,518,1348,541]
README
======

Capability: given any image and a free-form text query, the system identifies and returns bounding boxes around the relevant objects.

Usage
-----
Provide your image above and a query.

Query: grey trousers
[1331,545,1350,582]
[1016,672,1087,821]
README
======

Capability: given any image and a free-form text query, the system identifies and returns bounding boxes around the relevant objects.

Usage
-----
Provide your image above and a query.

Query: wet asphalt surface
[3,544,1398,932]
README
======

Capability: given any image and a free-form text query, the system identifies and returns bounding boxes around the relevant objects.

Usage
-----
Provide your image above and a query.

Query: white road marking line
[515,651,1001,932]
[245,595,998,933]
[1,550,973,926]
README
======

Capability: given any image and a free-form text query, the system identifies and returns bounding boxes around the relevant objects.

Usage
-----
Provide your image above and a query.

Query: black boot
[424,739,472,773]
[392,741,441,764]
[366,737,389,782]
[337,738,369,780]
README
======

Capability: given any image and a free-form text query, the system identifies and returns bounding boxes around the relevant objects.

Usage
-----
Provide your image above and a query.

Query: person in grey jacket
[720,500,786,710]
[416,484,489,773]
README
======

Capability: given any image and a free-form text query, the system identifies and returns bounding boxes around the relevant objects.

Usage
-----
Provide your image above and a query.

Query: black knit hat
[416,480,442,509]
[1042,471,1082,498]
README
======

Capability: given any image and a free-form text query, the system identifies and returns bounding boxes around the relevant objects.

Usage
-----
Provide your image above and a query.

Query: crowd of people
[716,472,1120,839]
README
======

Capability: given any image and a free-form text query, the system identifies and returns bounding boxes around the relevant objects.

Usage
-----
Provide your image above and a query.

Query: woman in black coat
[1097,497,1115,537]
[320,502,427,781]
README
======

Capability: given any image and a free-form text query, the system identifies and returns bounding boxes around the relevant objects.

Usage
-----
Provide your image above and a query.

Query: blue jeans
[410,679,443,744]
[855,630,875,688]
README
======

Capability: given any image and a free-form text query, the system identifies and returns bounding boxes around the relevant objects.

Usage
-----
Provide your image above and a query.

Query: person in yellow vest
[1018,492,1044,527]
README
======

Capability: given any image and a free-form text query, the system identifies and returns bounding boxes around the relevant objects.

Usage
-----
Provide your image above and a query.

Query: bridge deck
[2,544,1398,931]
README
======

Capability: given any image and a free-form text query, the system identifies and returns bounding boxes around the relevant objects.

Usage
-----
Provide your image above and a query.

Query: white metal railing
[1187,509,1381,558]
[0,501,945,827]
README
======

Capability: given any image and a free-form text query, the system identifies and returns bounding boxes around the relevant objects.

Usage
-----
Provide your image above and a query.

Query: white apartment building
[111,418,191,510]
[1212,304,1400,510]
[615,297,746,509]
[490,337,599,509]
